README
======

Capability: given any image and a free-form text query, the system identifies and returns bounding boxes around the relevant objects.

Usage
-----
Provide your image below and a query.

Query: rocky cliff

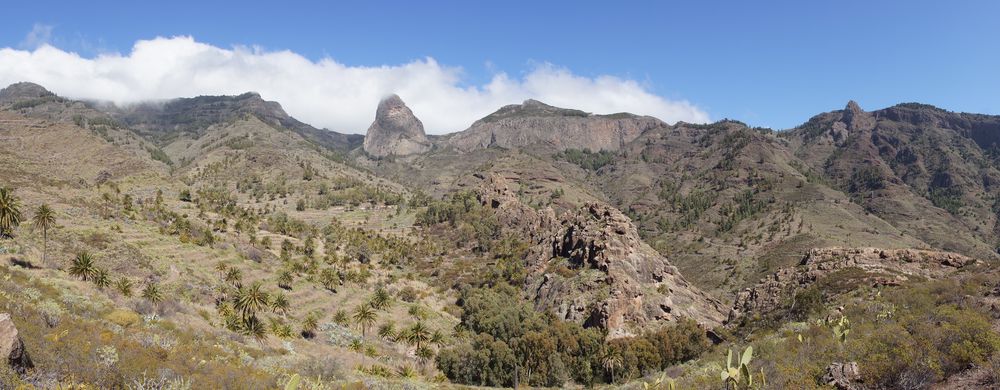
[475,173,725,338]
[446,99,664,152]
[362,95,432,158]
[727,247,976,324]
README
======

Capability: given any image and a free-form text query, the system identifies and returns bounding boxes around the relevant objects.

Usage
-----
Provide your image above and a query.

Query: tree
[353,304,377,338]
[301,312,320,339]
[277,270,293,290]
[235,282,270,320]
[405,321,431,350]
[243,315,267,343]
[0,187,22,238]
[602,353,622,384]
[31,204,56,266]
[370,287,392,311]
[224,267,243,286]
[69,251,98,281]
[378,321,397,342]
[270,292,290,315]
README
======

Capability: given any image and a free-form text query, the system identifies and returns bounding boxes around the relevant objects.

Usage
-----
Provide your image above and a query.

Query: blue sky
[2,0,998,132]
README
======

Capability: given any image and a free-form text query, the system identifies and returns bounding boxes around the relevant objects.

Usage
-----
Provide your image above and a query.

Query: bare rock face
[823,362,862,390]
[0,313,33,374]
[363,95,431,158]
[0,82,55,105]
[727,247,976,324]
[447,99,664,152]
[476,174,725,338]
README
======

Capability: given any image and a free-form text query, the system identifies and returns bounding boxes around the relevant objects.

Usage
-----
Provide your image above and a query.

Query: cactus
[643,374,677,390]
[832,315,851,343]
[721,346,757,389]
[284,374,301,390]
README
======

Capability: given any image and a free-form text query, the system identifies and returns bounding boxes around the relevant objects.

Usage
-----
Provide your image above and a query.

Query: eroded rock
[0,313,33,374]
[476,174,725,338]
[727,247,976,324]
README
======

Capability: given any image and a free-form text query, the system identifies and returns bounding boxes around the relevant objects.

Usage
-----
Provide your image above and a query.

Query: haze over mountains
[3,80,1000,388]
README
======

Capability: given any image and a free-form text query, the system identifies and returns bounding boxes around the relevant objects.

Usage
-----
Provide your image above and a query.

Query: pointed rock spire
[362,94,431,157]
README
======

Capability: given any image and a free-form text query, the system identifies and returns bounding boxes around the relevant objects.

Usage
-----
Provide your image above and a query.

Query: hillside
[2,83,1000,389]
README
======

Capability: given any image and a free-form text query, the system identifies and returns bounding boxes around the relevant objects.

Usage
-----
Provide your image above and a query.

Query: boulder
[823,361,861,390]
[0,313,33,374]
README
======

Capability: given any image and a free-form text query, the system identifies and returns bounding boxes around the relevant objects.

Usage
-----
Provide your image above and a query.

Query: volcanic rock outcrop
[0,313,32,374]
[363,95,432,158]
[475,173,725,338]
[447,99,664,152]
[727,247,976,324]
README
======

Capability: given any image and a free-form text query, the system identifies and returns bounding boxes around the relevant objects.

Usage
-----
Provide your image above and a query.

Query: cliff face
[727,247,976,324]
[362,95,432,158]
[475,173,725,338]
[446,99,665,152]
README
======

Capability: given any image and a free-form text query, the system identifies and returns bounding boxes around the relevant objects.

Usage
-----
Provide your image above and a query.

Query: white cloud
[0,36,709,134]
[20,23,54,49]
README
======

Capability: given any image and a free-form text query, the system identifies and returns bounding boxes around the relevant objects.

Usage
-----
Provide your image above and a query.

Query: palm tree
[270,292,290,315]
[93,268,111,290]
[69,251,98,281]
[0,187,22,239]
[369,287,392,312]
[224,267,243,286]
[277,270,293,290]
[301,312,320,339]
[235,282,269,320]
[377,321,397,342]
[115,277,134,297]
[243,315,267,343]
[416,345,435,365]
[353,304,377,338]
[405,321,431,350]
[31,204,56,266]
[431,329,446,347]
[602,353,623,384]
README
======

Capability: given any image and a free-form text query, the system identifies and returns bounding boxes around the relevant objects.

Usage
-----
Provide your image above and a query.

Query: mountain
[442,99,665,152]
[362,94,431,157]
[109,91,363,153]
[3,82,1000,389]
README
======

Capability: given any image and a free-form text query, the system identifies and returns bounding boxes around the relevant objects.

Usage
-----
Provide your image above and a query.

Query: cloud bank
[0,36,709,133]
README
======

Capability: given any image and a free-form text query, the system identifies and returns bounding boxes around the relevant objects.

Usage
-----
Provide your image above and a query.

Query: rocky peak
[0,82,55,104]
[840,100,874,132]
[363,94,431,158]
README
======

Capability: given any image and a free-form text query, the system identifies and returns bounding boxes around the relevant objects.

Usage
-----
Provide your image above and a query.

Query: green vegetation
[0,186,22,238]
[436,283,712,387]
[31,204,56,266]
[554,148,617,171]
